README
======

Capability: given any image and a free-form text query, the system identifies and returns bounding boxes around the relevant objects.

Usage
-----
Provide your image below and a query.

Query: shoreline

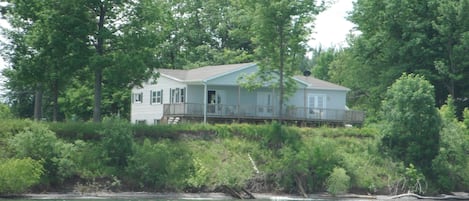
[3,192,468,200]
[3,192,380,200]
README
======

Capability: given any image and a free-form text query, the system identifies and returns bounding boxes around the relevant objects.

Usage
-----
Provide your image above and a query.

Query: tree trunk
[33,87,43,121]
[278,25,285,123]
[93,3,106,122]
[52,79,59,122]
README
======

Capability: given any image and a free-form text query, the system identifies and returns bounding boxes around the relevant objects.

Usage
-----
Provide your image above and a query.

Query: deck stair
[167,116,181,124]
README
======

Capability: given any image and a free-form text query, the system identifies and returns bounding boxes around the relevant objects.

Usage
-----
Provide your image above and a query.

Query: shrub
[0,103,13,119]
[0,158,43,194]
[9,123,62,184]
[265,136,341,193]
[126,139,192,190]
[69,140,109,179]
[99,117,134,169]
[326,167,350,196]
[339,138,399,193]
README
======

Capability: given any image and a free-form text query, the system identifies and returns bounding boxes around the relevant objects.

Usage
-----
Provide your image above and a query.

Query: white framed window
[154,119,160,125]
[150,90,163,104]
[170,88,185,103]
[133,92,143,103]
[135,120,146,124]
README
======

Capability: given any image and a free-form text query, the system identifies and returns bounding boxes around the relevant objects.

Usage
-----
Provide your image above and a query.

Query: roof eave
[160,73,184,82]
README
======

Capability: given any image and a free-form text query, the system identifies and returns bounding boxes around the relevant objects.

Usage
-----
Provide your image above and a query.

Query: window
[154,119,160,125]
[170,88,185,103]
[133,92,143,103]
[308,94,326,115]
[150,90,163,104]
[135,120,146,124]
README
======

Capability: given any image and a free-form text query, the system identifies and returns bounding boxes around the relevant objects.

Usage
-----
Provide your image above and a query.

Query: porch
[163,103,365,126]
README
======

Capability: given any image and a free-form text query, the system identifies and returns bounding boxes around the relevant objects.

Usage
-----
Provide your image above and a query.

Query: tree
[432,96,469,191]
[344,0,469,117]
[2,0,92,121]
[381,73,441,176]
[309,47,338,81]
[250,0,325,119]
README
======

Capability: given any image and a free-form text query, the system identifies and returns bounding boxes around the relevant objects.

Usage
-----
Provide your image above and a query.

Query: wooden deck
[163,103,365,126]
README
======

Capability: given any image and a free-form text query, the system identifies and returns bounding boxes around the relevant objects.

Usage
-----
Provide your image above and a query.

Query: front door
[207,90,225,114]
[257,92,273,116]
[308,94,326,118]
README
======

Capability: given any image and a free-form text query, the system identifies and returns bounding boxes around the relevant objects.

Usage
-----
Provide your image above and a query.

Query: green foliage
[0,119,33,138]
[0,104,13,119]
[326,167,350,196]
[9,123,61,183]
[381,73,441,176]
[69,140,109,179]
[344,0,469,118]
[187,138,257,189]
[266,135,342,192]
[4,120,469,194]
[310,47,338,81]
[403,164,427,194]
[0,158,43,194]
[463,108,469,129]
[338,136,398,193]
[126,139,192,190]
[432,96,469,192]
[249,0,325,116]
[99,117,134,169]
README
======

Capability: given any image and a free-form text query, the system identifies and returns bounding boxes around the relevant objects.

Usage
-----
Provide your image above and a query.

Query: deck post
[203,82,207,124]
[238,86,241,119]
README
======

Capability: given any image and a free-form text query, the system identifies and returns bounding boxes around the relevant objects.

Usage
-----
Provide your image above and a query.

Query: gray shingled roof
[294,75,350,91]
[158,63,255,81]
[158,63,349,91]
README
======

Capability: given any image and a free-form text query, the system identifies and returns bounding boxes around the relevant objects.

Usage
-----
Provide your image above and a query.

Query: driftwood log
[390,193,469,200]
[222,185,255,199]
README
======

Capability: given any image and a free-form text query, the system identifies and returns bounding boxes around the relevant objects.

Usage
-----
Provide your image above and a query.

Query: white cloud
[309,0,355,49]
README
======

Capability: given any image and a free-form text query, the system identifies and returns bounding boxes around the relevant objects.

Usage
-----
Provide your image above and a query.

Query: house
[131,63,364,125]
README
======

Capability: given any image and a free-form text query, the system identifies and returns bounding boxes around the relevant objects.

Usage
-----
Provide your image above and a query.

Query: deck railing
[163,103,364,124]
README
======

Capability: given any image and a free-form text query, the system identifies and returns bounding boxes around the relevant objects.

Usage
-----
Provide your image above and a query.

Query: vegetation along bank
[1,73,469,197]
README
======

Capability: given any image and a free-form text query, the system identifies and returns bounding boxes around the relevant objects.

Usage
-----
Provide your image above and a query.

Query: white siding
[131,76,186,124]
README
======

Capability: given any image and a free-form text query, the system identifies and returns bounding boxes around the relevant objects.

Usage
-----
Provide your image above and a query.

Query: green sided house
[131,63,364,125]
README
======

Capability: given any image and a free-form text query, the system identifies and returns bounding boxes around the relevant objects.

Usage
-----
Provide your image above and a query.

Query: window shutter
[161,89,164,104]
[131,93,134,103]
[150,90,153,105]
[182,87,186,103]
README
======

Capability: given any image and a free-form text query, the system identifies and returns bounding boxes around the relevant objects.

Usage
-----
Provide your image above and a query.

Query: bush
[0,158,43,194]
[9,123,63,184]
[0,103,13,119]
[326,167,350,196]
[99,117,134,169]
[126,139,192,190]
[339,138,399,193]
[187,138,257,190]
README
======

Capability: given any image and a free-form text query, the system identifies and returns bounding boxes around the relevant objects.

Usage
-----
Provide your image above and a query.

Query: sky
[0,0,355,98]
[309,0,355,49]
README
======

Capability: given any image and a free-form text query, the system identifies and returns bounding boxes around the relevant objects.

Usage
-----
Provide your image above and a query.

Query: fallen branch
[390,193,469,200]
